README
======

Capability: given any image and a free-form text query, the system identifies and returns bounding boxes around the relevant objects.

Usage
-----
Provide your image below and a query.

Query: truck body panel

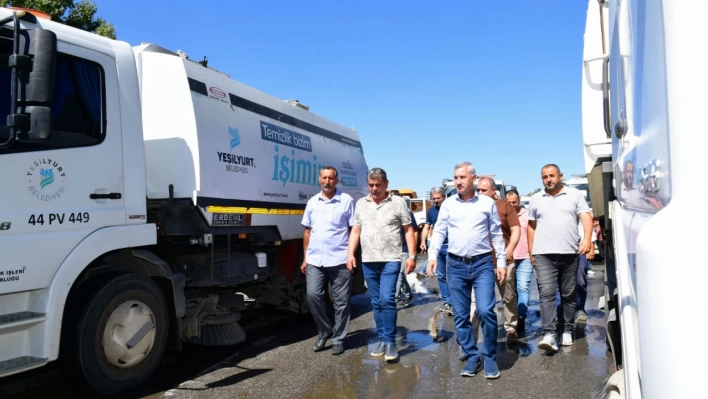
[582,1,706,397]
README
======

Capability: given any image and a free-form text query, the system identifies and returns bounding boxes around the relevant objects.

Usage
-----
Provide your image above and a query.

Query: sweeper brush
[187,320,247,346]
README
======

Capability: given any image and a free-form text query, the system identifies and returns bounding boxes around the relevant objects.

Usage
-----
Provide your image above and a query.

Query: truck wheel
[60,273,169,396]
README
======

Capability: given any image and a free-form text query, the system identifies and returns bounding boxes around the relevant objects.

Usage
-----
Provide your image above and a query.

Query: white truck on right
[582,1,705,398]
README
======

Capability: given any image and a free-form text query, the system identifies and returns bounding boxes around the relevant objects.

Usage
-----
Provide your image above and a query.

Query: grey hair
[454,162,476,175]
[367,167,388,181]
[319,166,339,178]
[478,176,496,187]
[431,187,445,195]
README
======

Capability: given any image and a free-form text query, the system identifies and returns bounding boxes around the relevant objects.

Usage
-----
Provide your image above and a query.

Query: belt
[448,252,492,264]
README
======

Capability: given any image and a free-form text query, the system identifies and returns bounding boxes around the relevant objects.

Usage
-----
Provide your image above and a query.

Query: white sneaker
[538,334,558,351]
[561,332,573,346]
[587,270,596,276]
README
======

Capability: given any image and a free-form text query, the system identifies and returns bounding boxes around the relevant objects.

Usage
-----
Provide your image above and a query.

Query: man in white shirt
[427,162,507,379]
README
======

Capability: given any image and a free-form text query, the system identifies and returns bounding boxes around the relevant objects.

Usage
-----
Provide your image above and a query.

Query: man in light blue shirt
[301,166,355,356]
[427,162,507,379]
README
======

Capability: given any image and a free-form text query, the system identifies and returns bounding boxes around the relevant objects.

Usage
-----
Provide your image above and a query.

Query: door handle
[90,193,122,200]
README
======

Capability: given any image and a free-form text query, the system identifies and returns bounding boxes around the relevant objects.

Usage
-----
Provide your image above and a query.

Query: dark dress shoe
[384,342,398,362]
[313,335,332,352]
[332,343,344,355]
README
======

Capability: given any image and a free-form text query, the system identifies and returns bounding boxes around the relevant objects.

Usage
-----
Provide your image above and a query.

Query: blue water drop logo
[39,168,54,190]
[229,127,240,150]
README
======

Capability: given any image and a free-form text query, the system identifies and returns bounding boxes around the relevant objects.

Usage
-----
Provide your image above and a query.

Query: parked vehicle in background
[520,195,531,208]
[392,188,430,238]
[563,174,593,209]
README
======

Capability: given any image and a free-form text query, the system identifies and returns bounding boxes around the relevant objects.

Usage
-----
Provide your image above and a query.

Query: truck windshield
[0,31,105,154]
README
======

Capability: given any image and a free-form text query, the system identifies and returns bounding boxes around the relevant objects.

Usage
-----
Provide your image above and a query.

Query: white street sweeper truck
[0,8,369,395]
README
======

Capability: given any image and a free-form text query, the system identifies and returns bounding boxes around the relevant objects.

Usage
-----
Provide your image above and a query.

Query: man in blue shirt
[301,166,356,356]
[419,187,453,315]
[427,162,507,379]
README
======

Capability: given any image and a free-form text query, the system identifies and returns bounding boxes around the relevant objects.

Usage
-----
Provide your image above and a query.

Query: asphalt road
[2,260,611,398]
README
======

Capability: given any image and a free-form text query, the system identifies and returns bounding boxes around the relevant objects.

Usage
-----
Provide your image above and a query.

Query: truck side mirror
[18,29,57,103]
[17,105,52,140]
[16,29,56,141]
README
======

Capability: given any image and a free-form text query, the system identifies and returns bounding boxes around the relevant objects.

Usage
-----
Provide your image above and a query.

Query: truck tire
[60,273,169,396]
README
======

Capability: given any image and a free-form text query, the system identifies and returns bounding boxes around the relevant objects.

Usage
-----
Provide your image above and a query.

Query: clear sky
[95,0,589,197]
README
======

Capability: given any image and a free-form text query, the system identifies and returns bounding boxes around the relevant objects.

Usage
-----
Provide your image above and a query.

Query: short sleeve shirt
[513,207,530,260]
[491,199,520,265]
[354,195,412,262]
[426,206,447,244]
[400,211,418,253]
[301,190,355,266]
[495,199,520,247]
[528,187,590,254]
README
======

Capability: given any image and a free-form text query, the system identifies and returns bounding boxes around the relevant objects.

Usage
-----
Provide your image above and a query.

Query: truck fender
[43,224,157,362]
[102,250,186,318]
[129,250,186,318]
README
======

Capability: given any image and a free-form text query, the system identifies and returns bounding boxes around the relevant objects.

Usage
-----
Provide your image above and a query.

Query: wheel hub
[101,300,157,369]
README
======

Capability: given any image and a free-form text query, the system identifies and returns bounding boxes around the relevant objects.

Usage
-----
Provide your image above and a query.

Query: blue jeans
[421,239,431,274]
[447,253,497,364]
[437,243,452,305]
[515,258,533,318]
[395,253,412,299]
[362,261,401,343]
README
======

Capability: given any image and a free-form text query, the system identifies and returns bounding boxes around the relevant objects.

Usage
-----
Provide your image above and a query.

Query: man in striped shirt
[528,164,593,351]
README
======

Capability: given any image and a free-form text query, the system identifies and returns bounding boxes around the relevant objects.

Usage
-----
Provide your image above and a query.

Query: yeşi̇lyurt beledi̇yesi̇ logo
[26,158,67,202]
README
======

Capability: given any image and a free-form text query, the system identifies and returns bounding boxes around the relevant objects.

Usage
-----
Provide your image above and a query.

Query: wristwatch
[407,254,417,260]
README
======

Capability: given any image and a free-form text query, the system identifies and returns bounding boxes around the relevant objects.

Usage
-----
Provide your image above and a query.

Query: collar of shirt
[517,207,528,217]
[365,194,392,207]
[542,187,567,198]
[454,192,479,203]
[317,189,341,203]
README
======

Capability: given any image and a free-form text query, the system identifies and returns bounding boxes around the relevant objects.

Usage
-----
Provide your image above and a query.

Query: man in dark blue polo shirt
[420,187,453,315]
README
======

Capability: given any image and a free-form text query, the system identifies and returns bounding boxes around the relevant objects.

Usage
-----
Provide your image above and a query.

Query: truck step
[0,356,47,377]
[0,311,45,328]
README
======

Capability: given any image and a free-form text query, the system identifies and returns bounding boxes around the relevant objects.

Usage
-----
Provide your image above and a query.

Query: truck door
[0,41,125,294]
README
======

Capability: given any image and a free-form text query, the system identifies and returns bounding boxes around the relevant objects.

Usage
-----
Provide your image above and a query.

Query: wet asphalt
[157,260,612,399]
